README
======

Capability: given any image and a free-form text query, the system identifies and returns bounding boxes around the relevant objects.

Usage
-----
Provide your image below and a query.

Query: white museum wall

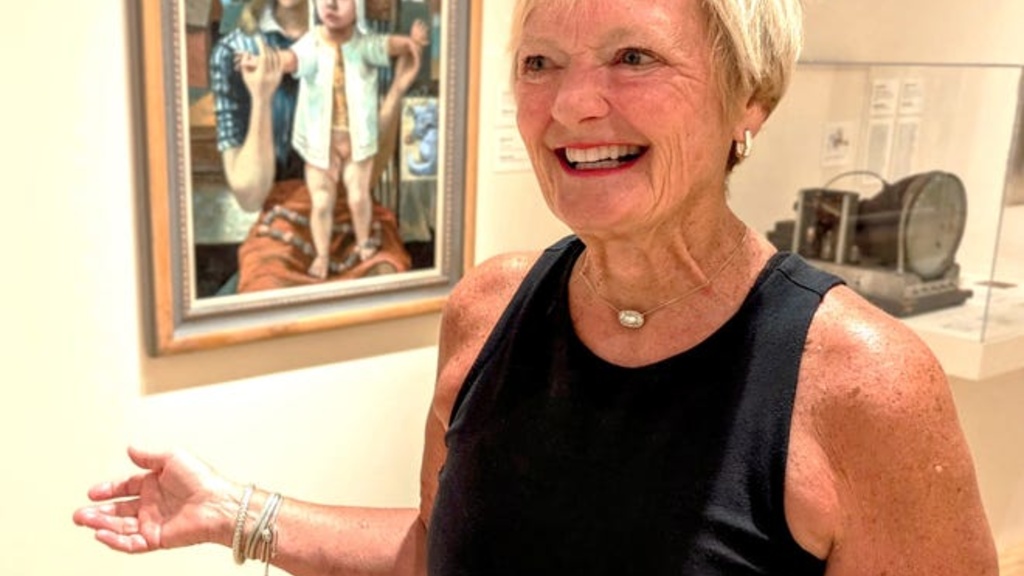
[0,3,1020,576]
[0,3,563,576]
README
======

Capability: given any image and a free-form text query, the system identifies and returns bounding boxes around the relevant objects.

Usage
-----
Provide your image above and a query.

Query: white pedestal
[903,280,1024,381]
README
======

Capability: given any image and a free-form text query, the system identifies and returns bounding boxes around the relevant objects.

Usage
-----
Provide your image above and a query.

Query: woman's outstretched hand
[72,447,237,553]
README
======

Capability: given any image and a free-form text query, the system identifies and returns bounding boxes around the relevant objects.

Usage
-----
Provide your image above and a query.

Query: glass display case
[729,61,1024,381]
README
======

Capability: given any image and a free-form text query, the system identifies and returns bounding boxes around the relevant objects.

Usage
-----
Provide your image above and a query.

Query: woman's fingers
[127,445,168,471]
[87,471,149,501]
[73,499,141,531]
[235,53,256,72]
[94,529,155,554]
[99,499,143,519]
[85,481,119,501]
[72,506,104,529]
[267,45,280,72]
[75,498,158,552]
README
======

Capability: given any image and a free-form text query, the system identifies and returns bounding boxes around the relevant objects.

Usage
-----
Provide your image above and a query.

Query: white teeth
[564,145,641,164]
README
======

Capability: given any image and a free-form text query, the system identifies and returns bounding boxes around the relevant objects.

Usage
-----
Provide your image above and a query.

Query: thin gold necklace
[578,228,749,329]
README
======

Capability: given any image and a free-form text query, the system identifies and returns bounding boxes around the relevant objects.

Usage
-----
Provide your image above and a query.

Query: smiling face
[316,0,357,32]
[513,0,762,239]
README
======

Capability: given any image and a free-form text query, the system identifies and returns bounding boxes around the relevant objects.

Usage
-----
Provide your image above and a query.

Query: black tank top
[428,236,840,575]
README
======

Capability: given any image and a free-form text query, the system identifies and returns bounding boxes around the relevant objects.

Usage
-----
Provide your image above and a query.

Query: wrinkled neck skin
[575,186,749,309]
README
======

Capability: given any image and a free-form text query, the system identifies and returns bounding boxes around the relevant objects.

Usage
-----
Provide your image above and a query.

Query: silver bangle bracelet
[245,492,282,562]
[231,484,255,565]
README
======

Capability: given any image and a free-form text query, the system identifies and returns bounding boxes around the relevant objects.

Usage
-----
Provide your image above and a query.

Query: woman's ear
[735,99,769,141]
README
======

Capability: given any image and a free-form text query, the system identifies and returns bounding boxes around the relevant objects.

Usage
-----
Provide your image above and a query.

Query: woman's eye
[616,48,654,67]
[521,55,548,74]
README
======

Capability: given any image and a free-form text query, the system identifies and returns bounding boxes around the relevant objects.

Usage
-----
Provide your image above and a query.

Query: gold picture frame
[133,0,479,355]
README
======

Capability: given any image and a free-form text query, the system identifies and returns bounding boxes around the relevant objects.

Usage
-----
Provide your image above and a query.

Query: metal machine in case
[729,61,1024,379]
[766,171,972,316]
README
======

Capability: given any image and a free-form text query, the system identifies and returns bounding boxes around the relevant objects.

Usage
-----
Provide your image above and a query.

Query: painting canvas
[136,0,477,354]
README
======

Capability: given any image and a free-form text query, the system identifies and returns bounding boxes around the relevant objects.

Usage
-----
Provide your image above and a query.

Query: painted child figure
[243,0,427,279]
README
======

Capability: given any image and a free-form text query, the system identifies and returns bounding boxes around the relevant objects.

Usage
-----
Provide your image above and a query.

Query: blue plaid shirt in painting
[208,10,304,182]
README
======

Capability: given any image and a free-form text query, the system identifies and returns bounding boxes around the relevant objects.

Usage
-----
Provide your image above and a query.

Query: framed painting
[132,0,479,355]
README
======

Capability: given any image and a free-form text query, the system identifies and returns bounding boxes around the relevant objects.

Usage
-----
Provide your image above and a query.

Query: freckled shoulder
[419,250,540,525]
[438,251,541,364]
[799,284,947,414]
[789,285,997,574]
[802,285,936,382]
[432,250,540,417]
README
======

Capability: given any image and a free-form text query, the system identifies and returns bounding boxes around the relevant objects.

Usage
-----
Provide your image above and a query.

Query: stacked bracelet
[232,484,255,565]
[246,492,283,570]
[231,485,284,576]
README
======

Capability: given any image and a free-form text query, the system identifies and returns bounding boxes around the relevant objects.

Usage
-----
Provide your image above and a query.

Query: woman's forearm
[222,94,278,212]
[237,489,427,576]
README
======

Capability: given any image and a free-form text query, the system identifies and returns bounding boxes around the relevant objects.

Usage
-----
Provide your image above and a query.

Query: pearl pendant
[617,310,645,329]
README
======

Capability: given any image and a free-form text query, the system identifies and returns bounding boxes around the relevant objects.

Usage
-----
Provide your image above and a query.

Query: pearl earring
[735,129,753,160]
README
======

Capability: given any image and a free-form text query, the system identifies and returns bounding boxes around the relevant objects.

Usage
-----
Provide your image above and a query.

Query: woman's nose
[550,66,610,126]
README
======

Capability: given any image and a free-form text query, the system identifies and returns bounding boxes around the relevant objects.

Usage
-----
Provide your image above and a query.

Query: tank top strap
[449,235,583,425]
[771,251,846,296]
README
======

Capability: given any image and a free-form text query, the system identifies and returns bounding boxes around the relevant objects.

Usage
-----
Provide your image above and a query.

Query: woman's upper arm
[807,288,997,575]
[417,252,539,527]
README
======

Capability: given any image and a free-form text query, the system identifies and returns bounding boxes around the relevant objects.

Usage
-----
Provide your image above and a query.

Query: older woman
[74,0,997,574]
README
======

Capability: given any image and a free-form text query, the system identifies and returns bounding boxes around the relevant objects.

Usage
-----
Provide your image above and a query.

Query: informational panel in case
[729,61,1024,380]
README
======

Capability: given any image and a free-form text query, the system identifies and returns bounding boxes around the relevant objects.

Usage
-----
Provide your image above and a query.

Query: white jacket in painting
[291,27,390,167]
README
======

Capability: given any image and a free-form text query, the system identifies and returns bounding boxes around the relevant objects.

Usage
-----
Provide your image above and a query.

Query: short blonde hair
[702,0,803,116]
[508,0,803,117]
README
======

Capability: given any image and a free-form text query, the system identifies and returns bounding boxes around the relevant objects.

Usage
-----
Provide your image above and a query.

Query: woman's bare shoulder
[440,251,541,346]
[798,284,952,431]
[795,285,996,574]
[804,285,944,397]
[432,250,542,407]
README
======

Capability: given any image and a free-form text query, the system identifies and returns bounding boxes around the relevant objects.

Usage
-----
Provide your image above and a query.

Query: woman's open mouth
[559,144,646,171]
